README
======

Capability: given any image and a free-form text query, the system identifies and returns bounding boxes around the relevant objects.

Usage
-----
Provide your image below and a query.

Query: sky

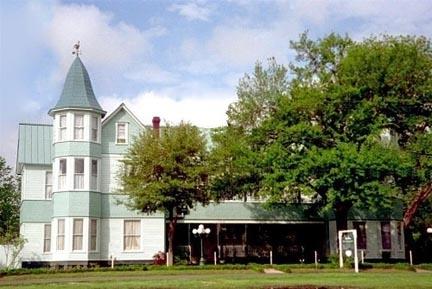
[1,0,432,168]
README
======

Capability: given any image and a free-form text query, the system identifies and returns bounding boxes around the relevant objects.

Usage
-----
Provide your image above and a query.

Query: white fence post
[314,251,318,269]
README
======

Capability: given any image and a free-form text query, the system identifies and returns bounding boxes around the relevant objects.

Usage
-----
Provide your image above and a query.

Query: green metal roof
[48,56,106,116]
[183,202,323,222]
[16,123,53,172]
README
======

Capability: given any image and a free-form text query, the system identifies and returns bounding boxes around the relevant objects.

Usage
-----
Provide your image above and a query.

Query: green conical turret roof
[49,56,106,116]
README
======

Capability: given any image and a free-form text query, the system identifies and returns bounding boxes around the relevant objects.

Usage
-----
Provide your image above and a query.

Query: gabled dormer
[101,103,145,154]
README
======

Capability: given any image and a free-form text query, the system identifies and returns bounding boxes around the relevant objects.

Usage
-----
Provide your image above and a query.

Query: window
[73,219,83,251]
[397,222,403,250]
[45,171,52,199]
[124,220,140,251]
[353,221,367,249]
[91,159,98,190]
[59,115,67,141]
[90,219,97,251]
[116,123,127,144]
[57,219,65,250]
[74,158,84,189]
[91,116,98,141]
[43,224,51,252]
[58,159,67,190]
[381,222,392,250]
[74,114,84,140]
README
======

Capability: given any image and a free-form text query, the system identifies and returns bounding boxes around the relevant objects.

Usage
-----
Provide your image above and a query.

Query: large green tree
[119,122,210,265]
[0,156,20,239]
[213,33,432,235]
[210,58,290,201]
[262,34,432,231]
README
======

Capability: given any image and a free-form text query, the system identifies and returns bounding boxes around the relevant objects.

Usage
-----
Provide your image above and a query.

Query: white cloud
[169,2,211,21]
[124,63,180,84]
[207,25,293,68]
[47,4,166,78]
[100,84,235,128]
[277,0,432,39]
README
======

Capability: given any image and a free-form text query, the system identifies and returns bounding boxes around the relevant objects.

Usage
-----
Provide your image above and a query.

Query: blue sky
[1,0,432,167]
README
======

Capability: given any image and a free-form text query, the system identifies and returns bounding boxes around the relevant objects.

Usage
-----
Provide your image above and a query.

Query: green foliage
[119,122,210,215]
[209,126,262,200]
[0,156,20,238]
[227,57,289,131]
[210,58,289,201]
[119,122,211,264]
[213,33,432,232]
[0,234,26,270]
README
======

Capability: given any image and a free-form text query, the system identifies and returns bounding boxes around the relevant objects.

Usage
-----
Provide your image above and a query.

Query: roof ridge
[19,123,53,127]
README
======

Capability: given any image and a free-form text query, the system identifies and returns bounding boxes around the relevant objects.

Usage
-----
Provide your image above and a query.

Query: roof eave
[48,106,107,117]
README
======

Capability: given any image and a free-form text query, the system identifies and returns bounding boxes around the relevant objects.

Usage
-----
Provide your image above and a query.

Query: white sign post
[338,229,359,273]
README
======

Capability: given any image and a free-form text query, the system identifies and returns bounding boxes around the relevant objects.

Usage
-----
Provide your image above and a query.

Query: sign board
[338,229,359,273]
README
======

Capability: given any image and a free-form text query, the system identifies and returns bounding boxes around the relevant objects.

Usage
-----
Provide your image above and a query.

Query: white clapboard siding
[22,165,52,200]
[100,218,165,261]
[21,223,52,262]
[101,155,123,194]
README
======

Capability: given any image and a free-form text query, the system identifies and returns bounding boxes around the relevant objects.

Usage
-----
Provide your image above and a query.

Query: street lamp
[427,228,432,234]
[192,224,211,265]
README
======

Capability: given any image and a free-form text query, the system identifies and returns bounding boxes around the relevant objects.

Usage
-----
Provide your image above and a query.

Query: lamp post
[192,224,211,265]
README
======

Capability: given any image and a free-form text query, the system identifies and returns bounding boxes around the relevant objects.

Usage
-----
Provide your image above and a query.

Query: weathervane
[72,41,81,56]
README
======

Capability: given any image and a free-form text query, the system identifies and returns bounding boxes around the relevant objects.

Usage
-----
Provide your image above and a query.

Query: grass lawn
[0,269,431,289]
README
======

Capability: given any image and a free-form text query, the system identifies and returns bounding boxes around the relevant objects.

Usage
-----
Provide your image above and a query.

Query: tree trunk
[335,202,350,233]
[167,208,178,266]
[334,203,350,256]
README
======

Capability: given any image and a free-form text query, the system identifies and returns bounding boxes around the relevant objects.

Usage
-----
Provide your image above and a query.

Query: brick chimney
[152,116,160,137]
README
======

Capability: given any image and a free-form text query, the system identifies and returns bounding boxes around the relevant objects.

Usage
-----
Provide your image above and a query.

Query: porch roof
[182,202,323,223]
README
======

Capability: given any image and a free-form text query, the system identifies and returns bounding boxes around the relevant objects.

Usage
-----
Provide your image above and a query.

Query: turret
[49,47,104,262]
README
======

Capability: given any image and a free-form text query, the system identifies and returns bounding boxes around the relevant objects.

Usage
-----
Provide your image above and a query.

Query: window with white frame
[59,115,67,141]
[74,158,84,189]
[45,171,52,199]
[381,221,392,250]
[91,116,98,142]
[90,219,97,251]
[43,224,51,252]
[124,220,140,251]
[353,221,367,250]
[58,159,67,190]
[73,219,83,251]
[116,123,127,144]
[397,222,403,250]
[91,159,98,191]
[74,114,84,140]
[57,219,65,250]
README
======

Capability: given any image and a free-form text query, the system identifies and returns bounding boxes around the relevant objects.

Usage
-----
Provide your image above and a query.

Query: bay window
[58,159,67,190]
[59,115,67,141]
[74,158,84,189]
[91,116,98,141]
[90,219,97,251]
[91,159,98,190]
[73,219,83,251]
[57,219,65,250]
[74,114,84,140]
